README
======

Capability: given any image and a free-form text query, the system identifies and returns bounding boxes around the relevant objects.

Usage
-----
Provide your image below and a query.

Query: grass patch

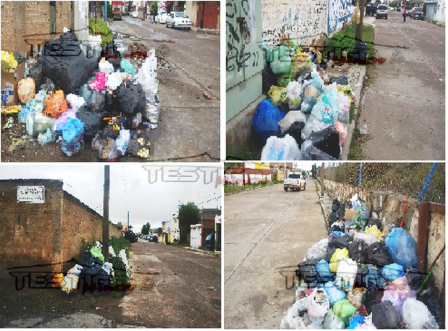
[171,241,190,248]
[348,127,370,160]
[226,143,260,161]
[349,102,356,124]
[89,18,113,46]
[324,25,375,60]
[224,181,278,194]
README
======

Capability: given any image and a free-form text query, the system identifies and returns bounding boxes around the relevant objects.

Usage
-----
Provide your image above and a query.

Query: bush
[89,18,113,46]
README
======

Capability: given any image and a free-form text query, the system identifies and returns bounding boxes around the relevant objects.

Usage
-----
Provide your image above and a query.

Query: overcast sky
[0,164,222,232]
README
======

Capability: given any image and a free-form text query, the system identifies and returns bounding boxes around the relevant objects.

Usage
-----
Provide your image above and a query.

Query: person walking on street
[403,7,406,21]
[150,9,154,23]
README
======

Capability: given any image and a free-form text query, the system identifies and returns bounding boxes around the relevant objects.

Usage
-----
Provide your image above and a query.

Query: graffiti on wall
[261,0,327,48]
[328,0,354,34]
[226,0,262,81]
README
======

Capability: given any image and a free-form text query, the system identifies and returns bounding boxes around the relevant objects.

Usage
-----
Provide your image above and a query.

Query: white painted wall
[435,0,445,21]
[190,224,202,248]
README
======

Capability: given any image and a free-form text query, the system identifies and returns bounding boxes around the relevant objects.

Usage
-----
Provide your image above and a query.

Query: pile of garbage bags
[255,40,354,160]
[281,194,443,329]
[3,29,159,160]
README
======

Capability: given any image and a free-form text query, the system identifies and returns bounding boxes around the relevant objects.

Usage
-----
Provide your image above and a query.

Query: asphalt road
[358,11,445,160]
[224,179,328,329]
[1,239,221,328]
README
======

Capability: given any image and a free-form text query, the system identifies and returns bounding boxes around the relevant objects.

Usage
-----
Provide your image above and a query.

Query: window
[288,174,301,179]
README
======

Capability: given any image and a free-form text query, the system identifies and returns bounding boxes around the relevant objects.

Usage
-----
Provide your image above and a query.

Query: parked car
[130,11,138,18]
[376,4,388,19]
[410,7,424,19]
[148,235,158,242]
[166,11,192,29]
[205,234,214,250]
[365,3,377,16]
[155,12,168,24]
[284,173,306,192]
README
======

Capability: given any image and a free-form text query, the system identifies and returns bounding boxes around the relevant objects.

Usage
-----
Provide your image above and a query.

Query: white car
[284,173,306,192]
[166,12,192,29]
[155,12,168,24]
[130,11,138,18]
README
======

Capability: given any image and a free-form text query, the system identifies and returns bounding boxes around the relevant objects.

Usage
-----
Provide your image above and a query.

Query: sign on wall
[17,186,45,203]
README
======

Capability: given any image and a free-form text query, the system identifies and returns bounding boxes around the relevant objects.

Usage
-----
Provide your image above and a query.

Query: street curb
[190,26,220,35]
[341,65,366,160]
[181,246,221,256]
[224,183,282,196]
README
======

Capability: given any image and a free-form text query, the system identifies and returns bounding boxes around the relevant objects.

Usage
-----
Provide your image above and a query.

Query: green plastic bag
[322,308,345,329]
[350,214,367,231]
[333,299,356,326]
[121,58,136,76]
[270,45,291,75]
[90,247,105,264]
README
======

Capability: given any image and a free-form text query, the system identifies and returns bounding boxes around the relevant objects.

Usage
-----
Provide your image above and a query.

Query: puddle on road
[113,18,171,41]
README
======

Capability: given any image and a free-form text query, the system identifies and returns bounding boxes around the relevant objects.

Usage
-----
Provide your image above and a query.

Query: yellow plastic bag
[1,50,18,71]
[268,86,287,107]
[351,6,361,25]
[338,85,354,107]
[291,51,312,76]
[329,248,349,273]
[18,78,35,104]
[365,225,384,242]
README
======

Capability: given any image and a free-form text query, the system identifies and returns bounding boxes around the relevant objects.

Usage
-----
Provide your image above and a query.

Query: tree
[141,222,151,236]
[178,202,201,242]
[151,1,158,16]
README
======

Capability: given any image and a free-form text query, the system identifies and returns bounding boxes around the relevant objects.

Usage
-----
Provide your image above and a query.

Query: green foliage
[227,143,260,160]
[141,222,151,236]
[349,102,356,124]
[178,202,201,242]
[151,1,158,16]
[89,18,113,46]
[325,25,375,60]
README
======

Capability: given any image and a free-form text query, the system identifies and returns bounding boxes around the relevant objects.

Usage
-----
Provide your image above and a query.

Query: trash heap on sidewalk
[59,242,131,295]
[280,194,443,329]
[254,39,355,160]
[1,28,159,160]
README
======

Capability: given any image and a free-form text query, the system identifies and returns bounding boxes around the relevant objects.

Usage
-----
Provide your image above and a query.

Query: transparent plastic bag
[385,227,418,270]
[381,276,416,311]
[280,297,309,329]
[261,135,299,161]
[347,288,366,310]
[18,78,35,104]
[322,308,345,329]
[66,93,86,112]
[382,263,405,282]
[99,57,114,74]
[285,81,302,110]
[324,281,346,306]
[279,111,307,133]
[308,288,330,321]
[307,238,329,261]
[401,298,439,329]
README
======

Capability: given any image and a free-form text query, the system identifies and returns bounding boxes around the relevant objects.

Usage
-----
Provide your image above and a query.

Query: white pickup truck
[284,173,306,192]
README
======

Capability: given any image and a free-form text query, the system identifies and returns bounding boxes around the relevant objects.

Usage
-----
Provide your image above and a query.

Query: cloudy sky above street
[0,164,222,232]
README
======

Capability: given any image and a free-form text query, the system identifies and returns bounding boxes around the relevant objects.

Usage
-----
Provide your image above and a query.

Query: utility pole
[320,164,325,197]
[356,0,365,41]
[201,1,205,29]
[102,165,110,263]
[104,1,107,22]
[127,211,129,230]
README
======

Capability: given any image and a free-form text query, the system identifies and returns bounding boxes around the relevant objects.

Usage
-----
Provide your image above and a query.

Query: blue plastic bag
[382,263,405,282]
[252,100,285,143]
[19,105,35,124]
[346,316,366,329]
[317,260,335,282]
[385,228,419,270]
[62,118,84,156]
[121,58,136,76]
[365,264,386,290]
[310,92,339,125]
[324,281,346,306]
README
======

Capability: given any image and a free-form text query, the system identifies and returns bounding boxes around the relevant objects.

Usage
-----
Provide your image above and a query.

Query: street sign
[17,186,45,203]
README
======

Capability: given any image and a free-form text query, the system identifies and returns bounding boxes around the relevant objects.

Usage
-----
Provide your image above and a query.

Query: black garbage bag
[405,268,426,290]
[350,40,367,62]
[354,263,369,288]
[76,106,107,142]
[318,59,328,71]
[104,91,120,116]
[328,75,348,86]
[366,218,383,231]
[80,250,103,268]
[371,300,401,329]
[87,91,106,113]
[324,245,337,263]
[329,212,339,228]
[348,239,368,264]
[365,242,394,266]
[126,130,151,156]
[362,290,383,313]
[332,199,341,212]
[101,43,120,60]
[300,144,338,160]
[417,286,445,329]
[307,126,340,159]
[296,259,325,286]
[262,65,277,95]
[80,263,111,296]
[330,222,345,233]
[284,121,305,148]
[328,235,351,249]
[39,77,56,95]
[41,33,98,95]
[115,80,146,117]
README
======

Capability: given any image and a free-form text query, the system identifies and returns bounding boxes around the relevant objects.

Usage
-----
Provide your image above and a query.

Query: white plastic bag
[401,298,439,329]
[66,94,86,112]
[306,238,328,261]
[106,72,123,91]
[18,78,35,103]
[301,118,331,140]
[278,111,307,133]
[308,288,330,321]
[261,135,299,161]
[280,297,309,329]
[136,49,157,93]
[322,309,345,329]
[99,57,114,74]
[335,257,357,290]
[285,81,302,110]
[61,274,79,293]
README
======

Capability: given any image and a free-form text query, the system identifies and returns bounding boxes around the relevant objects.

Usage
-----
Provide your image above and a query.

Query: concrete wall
[185,1,199,26]
[435,0,445,21]
[0,180,121,274]
[1,1,72,55]
[323,178,445,302]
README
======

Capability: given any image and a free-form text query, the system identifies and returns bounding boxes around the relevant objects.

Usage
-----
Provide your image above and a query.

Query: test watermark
[142,165,226,187]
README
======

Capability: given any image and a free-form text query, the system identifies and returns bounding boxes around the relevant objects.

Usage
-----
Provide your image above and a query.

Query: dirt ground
[0,239,221,328]
[1,17,220,162]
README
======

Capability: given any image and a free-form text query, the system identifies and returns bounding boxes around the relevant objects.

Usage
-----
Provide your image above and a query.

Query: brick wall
[1,1,71,55]
[197,1,220,29]
[0,180,122,275]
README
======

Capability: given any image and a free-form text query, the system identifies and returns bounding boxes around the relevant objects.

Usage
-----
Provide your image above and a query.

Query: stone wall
[0,179,122,275]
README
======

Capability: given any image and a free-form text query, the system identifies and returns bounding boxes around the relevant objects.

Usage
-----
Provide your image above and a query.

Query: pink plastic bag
[88,72,107,91]
[381,276,416,312]
[334,121,348,146]
[55,109,77,131]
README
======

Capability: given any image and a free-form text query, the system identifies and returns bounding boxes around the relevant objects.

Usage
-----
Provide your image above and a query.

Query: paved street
[111,18,220,162]
[359,11,445,160]
[1,240,221,328]
[224,179,327,329]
